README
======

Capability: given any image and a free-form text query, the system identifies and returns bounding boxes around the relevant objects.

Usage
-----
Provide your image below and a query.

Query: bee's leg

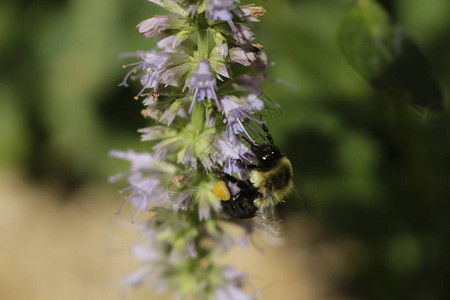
[210,158,238,180]
[260,120,274,145]
[244,163,259,170]
[240,135,259,149]
[213,167,250,190]
[210,164,226,180]
[225,174,251,191]
[236,159,258,170]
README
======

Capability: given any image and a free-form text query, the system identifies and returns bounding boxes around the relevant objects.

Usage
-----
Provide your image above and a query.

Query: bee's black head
[253,144,282,169]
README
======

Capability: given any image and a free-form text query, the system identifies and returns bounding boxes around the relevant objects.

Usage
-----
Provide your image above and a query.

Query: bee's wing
[240,92,284,144]
[257,92,284,120]
[257,203,278,220]
[218,75,284,118]
[252,202,284,246]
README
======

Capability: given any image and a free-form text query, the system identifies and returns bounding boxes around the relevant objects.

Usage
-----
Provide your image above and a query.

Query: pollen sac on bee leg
[214,181,231,201]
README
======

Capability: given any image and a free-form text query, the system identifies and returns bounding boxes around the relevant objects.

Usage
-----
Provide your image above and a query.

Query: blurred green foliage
[338,0,443,110]
[1,0,450,299]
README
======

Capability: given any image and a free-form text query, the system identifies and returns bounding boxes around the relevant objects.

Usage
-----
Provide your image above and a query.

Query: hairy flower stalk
[111,1,279,299]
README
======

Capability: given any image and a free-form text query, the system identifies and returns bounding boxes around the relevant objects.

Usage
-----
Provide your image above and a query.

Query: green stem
[198,14,209,59]
[191,14,207,131]
[192,99,205,132]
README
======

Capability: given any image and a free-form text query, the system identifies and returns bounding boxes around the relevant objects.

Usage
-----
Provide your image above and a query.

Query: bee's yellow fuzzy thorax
[250,157,294,207]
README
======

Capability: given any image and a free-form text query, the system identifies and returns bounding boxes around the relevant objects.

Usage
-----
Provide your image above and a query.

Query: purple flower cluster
[111,0,275,298]
[109,150,192,221]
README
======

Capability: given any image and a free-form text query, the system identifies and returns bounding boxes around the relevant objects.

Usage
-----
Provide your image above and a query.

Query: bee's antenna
[259,119,274,145]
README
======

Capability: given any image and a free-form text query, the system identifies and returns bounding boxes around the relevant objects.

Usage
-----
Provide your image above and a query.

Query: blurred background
[1,0,450,299]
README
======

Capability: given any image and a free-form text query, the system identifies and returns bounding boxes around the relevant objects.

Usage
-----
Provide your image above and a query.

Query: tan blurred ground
[0,170,360,300]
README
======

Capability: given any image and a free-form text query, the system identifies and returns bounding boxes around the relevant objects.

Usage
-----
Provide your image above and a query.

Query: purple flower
[109,150,177,221]
[230,47,257,66]
[198,205,211,221]
[243,94,264,111]
[181,143,197,169]
[153,139,183,161]
[217,135,249,161]
[236,232,250,248]
[132,244,160,264]
[123,226,170,292]
[155,33,188,52]
[214,267,254,300]
[218,41,228,57]
[221,96,263,138]
[206,106,216,127]
[126,174,159,210]
[185,4,198,17]
[157,36,177,52]
[221,96,247,137]
[168,191,190,211]
[197,189,222,220]
[222,266,245,281]
[234,74,266,94]
[123,268,150,287]
[120,51,190,98]
[137,16,171,38]
[252,51,270,72]
[137,15,190,42]
[118,173,167,222]
[213,32,229,57]
[233,25,254,45]
[216,267,260,300]
[183,59,220,112]
[214,286,253,300]
[212,134,251,175]
[206,0,239,30]
[108,149,158,181]
[119,51,169,96]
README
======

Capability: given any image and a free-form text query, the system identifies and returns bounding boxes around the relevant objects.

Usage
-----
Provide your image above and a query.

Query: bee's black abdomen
[221,199,258,219]
[218,180,260,219]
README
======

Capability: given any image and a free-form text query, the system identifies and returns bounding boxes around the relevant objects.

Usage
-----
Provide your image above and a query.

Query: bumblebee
[213,124,294,219]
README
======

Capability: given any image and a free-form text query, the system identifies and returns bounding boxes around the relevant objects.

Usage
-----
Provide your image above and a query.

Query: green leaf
[161,0,188,16]
[338,0,443,111]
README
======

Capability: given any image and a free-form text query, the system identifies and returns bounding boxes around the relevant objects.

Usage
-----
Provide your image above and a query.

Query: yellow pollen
[214,181,231,201]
